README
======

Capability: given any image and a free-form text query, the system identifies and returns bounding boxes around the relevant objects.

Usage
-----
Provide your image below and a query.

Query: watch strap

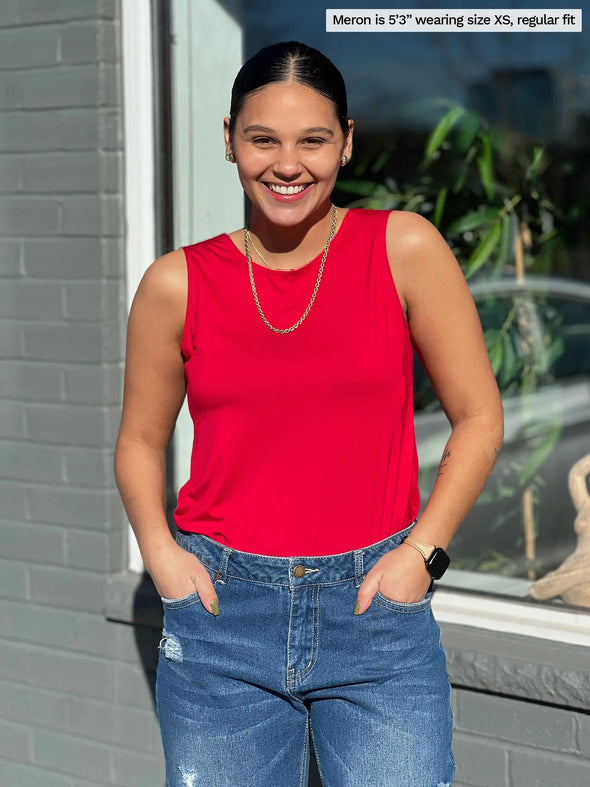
[403,535,437,561]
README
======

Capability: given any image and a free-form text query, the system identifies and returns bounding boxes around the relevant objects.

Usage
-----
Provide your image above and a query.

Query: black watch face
[426,548,450,580]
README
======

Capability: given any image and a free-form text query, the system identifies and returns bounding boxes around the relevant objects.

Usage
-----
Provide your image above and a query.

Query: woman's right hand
[145,540,219,615]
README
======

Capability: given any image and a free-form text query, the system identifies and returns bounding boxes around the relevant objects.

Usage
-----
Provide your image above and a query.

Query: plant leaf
[484,328,500,350]
[490,213,513,279]
[464,223,502,278]
[425,106,466,159]
[519,424,562,485]
[336,180,388,196]
[433,187,447,227]
[477,134,495,200]
[489,341,503,375]
[370,149,392,174]
[455,110,481,154]
[447,207,500,236]
[499,332,517,388]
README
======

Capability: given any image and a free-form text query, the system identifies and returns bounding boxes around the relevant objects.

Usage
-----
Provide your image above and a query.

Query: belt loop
[354,549,364,588]
[215,547,231,585]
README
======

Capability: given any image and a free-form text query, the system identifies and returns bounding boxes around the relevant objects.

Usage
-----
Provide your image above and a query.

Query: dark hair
[229,41,349,136]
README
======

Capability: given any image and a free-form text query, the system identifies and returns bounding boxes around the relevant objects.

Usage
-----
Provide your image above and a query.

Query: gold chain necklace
[243,205,338,334]
[248,237,272,268]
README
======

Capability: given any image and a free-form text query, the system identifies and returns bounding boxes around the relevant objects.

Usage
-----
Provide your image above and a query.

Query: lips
[262,182,312,201]
[266,183,311,194]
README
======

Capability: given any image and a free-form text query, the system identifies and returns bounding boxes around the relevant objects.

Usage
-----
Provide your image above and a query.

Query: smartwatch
[403,536,450,580]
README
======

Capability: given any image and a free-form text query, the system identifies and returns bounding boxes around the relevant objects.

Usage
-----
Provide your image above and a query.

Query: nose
[273,145,301,180]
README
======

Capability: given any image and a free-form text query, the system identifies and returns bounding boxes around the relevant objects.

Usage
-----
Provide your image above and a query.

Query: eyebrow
[242,125,335,137]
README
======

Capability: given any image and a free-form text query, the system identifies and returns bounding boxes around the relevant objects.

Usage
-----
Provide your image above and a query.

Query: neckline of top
[223,208,354,275]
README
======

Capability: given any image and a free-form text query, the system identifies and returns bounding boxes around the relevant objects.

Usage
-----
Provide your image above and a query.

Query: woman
[115,41,503,786]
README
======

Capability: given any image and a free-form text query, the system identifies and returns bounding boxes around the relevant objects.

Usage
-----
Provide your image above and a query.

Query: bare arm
[114,250,218,614]
[355,211,504,612]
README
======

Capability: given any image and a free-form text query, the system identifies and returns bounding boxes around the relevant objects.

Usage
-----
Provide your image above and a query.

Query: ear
[223,117,232,155]
[342,118,354,162]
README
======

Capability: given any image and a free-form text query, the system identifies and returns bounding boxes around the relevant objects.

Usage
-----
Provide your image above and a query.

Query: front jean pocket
[373,589,433,613]
[160,590,201,609]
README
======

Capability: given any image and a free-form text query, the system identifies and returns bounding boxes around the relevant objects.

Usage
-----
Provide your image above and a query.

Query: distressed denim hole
[178,766,197,786]
[158,633,183,663]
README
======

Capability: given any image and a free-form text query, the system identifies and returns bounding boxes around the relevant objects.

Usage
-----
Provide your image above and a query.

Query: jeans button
[293,564,305,578]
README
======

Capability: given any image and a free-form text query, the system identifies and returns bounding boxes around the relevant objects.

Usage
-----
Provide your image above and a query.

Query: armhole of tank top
[179,246,196,363]
[375,210,410,333]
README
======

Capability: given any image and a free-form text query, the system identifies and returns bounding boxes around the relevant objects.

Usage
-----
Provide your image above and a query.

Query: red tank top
[174,208,420,556]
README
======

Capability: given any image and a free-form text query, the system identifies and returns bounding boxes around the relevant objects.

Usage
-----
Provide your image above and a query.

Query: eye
[251,136,275,146]
[302,137,326,146]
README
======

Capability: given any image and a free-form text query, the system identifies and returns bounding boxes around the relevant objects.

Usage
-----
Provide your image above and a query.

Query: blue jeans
[156,521,455,786]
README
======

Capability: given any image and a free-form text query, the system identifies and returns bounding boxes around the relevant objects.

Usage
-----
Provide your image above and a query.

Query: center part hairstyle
[228,41,349,136]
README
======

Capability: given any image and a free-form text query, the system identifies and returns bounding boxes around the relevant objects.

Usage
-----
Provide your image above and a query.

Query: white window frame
[122,0,156,572]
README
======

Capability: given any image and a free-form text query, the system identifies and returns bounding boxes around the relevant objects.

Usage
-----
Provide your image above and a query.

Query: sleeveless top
[174,208,420,556]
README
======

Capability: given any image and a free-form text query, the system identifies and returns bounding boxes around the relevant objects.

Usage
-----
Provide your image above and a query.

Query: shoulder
[135,248,187,307]
[385,211,464,303]
[386,210,449,259]
[385,211,460,280]
[129,249,188,342]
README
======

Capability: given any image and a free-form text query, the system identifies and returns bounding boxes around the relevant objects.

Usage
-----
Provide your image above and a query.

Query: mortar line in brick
[57,196,64,233]
[505,746,512,786]
[24,564,32,603]
[0,717,35,763]
[10,278,108,283]
[61,451,70,485]
[458,728,586,766]
[573,714,581,754]
[0,635,120,667]
[25,474,115,492]
[0,397,69,406]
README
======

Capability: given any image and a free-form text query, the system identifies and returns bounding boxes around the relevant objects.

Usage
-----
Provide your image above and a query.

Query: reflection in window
[415,280,590,599]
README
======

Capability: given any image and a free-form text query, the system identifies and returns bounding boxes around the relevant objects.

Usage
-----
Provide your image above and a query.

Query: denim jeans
[156,521,455,786]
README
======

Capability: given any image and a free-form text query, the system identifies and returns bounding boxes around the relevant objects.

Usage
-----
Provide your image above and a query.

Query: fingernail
[210,599,219,616]
[354,601,361,615]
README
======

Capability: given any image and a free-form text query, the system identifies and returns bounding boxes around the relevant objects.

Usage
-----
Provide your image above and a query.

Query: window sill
[106,570,590,711]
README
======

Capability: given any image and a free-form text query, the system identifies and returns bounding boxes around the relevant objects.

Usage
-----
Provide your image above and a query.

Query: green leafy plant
[339,103,567,279]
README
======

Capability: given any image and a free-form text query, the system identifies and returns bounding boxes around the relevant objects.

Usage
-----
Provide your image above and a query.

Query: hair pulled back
[229,41,349,136]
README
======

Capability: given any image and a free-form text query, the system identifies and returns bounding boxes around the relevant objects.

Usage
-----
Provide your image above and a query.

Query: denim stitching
[292,584,320,683]
[160,593,201,610]
[286,582,298,700]
[354,549,364,588]
[231,573,354,587]
[373,590,432,613]
[205,572,356,589]
[217,547,230,584]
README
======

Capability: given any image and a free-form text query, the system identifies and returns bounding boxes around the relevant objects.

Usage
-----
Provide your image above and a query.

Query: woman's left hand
[354,542,432,615]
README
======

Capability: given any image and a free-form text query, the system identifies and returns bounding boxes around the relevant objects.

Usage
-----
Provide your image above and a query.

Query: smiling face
[224,81,353,232]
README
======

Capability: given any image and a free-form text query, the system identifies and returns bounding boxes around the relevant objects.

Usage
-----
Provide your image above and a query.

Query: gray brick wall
[452,688,590,786]
[0,2,166,785]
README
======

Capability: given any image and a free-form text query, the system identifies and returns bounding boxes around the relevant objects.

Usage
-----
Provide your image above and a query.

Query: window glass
[415,283,590,596]
[219,0,590,608]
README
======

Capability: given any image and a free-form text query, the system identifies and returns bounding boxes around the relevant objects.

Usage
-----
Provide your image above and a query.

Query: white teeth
[267,183,308,195]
